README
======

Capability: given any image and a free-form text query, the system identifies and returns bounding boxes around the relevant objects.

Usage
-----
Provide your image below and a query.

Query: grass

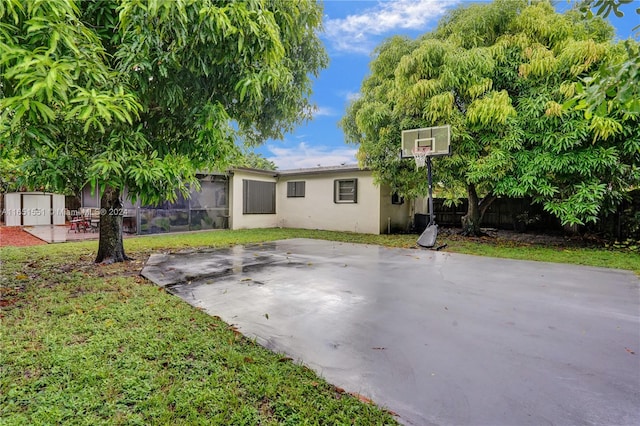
[1,228,638,425]
[442,234,640,274]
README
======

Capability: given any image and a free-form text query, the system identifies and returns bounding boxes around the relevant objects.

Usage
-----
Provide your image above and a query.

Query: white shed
[4,192,66,226]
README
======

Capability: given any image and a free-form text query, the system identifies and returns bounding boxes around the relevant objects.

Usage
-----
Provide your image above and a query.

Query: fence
[417,194,638,239]
[587,189,640,240]
[421,197,561,232]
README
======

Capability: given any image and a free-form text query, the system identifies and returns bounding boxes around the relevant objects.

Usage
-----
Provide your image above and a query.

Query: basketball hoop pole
[427,156,434,226]
[402,125,450,249]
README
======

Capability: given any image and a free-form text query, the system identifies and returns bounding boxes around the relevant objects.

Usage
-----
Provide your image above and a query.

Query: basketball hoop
[412,148,430,169]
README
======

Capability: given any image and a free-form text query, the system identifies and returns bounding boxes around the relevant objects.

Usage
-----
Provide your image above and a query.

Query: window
[391,193,404,205]
[287,181,306,198]
[334,179,357,203]
[243,180,276,214]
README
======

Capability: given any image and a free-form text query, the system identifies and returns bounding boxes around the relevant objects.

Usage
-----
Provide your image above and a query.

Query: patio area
[21,224,100,243]
[1,225,96,247]
[21,224,137,244]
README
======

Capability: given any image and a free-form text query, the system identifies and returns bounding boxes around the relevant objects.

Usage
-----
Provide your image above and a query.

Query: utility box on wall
[4,192,66,226]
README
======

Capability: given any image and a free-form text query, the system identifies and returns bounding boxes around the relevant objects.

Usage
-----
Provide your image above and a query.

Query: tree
[0,151,23,193]
[1,0,327,262]
[241,152,278,171]
[342,0,639,235]
[572,0,640,116]
[1,0,141,249]
[577,0,640,22]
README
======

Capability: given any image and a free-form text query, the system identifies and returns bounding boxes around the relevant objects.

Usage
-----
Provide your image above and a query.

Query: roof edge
[228,164,369,177]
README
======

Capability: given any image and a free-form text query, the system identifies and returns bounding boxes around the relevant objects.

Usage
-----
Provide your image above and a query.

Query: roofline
[228,167,279,177]
[228,164,369,178]
[277,164,368,177]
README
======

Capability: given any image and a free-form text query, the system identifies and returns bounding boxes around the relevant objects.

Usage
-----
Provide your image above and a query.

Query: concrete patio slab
[23,225,138,243]
[23,225,99,243]
[141,238,640,426]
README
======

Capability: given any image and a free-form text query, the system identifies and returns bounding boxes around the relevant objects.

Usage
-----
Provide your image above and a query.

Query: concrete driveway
[142,238,640,425]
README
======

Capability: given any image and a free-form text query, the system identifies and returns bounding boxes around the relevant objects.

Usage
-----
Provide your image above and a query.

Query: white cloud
[304,105,339,118]
[265,142,358,170]
[324,0,458,54]
[345,91,361,102]
[314,106,338,117]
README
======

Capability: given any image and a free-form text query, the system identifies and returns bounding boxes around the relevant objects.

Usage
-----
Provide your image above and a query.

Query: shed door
[22,194,52,226]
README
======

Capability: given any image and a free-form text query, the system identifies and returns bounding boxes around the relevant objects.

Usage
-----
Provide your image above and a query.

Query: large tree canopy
[1,0,327,262]
[342,0,639,235]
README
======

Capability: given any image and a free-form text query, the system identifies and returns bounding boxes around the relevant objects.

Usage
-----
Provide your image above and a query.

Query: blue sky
[255,0,639,170]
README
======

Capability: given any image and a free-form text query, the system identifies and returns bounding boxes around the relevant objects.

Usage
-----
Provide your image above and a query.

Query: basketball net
[412,148,430,170]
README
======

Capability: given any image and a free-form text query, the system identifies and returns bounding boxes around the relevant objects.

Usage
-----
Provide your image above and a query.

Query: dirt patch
[0,227,47,247]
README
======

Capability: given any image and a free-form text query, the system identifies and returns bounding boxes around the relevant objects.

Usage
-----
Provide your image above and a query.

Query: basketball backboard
[401,125,451,158]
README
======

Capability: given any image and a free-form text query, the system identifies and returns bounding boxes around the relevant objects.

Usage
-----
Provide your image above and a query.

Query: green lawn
[1,228,638,425]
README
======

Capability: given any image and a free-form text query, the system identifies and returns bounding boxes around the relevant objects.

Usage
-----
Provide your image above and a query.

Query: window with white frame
[287,181,305,198]
[334,179,357,203]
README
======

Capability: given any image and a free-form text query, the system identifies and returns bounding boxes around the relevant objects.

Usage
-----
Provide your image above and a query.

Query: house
[75,165,411,235]
[230,165,410,234]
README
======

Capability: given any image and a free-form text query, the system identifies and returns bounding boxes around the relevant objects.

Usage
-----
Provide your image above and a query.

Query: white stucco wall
[229,169,279,230]
[4,192,65,226]
[379,185,411,234]
[277,170,382,234]
[228,167,411,235]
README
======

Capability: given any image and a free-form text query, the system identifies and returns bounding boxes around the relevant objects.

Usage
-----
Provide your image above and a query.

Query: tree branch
[479,193,497,223]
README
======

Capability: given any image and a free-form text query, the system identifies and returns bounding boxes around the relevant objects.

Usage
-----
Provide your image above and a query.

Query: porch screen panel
[190,177,229,229]
[243,180,276,214]
[139,190,189,234]
[81,185,100,208]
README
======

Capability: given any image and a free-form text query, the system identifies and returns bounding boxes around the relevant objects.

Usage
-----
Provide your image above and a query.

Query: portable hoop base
[417,223,437,247]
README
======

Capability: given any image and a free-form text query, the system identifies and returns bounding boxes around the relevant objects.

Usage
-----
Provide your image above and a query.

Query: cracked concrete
[142,238,640,426]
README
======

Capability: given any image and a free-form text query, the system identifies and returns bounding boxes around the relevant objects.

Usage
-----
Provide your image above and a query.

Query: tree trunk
[461,183,497,237]
[95,186,130,264]
[461,184,481,236]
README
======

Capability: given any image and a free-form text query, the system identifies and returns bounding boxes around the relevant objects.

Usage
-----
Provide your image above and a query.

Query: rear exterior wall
[277,170,382,234]
[379,185,411,234]
[229,169,279,230]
